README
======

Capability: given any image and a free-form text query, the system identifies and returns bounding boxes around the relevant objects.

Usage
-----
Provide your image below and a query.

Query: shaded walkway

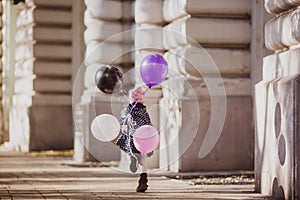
[0,152,272,200]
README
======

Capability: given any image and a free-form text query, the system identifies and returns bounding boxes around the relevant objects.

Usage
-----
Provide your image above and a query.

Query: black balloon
[95,65,123,94]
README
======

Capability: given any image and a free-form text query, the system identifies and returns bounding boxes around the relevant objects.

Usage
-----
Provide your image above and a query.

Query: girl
[116,87,152,192]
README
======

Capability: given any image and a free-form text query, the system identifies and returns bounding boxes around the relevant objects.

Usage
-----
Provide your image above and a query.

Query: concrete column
[2,0,33,151]
[73,0,135,162]
[255,1,300,199]
[134,0,165,169]
[5,0,74,151]
[1,1,19,149]
[0,2,5,144]
[160,0,253,172]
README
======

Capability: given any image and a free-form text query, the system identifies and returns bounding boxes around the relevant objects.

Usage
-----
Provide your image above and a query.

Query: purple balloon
[140,54,168,88]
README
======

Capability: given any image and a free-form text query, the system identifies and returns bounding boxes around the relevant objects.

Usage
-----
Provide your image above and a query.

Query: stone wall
[73,0,136,162]
[134,0,164,169]
[157,0,253,172]
[8,0,74,151]
[75,0,164,169]
[0,2,5,143]
[255,0,300,199]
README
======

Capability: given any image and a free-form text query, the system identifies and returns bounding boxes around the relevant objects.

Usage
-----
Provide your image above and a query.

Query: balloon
[90,114,120,142]
[95,65,123,94]
[140,54,168,88]
[133,125,159,153]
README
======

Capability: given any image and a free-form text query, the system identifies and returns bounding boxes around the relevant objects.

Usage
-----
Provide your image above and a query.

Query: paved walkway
[0,152,272,200]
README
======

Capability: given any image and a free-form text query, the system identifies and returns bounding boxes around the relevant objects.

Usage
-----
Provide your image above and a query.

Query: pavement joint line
[0,153,274,199]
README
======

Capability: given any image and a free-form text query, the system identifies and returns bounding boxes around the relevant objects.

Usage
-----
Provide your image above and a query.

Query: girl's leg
[136,153,148,192]
[129,153,138,173]
[138,153,147,173]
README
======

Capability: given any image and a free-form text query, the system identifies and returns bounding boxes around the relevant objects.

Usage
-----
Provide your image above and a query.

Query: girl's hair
[130,87,144,104]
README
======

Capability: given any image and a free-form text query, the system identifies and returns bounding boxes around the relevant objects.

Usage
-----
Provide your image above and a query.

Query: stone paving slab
[0,152,273,200]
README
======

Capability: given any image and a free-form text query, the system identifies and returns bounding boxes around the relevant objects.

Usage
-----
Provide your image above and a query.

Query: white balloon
[90,114,120,142]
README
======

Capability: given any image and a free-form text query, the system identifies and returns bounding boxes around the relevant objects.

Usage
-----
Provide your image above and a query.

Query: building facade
[256,0,300,199]
[0,0,299,199]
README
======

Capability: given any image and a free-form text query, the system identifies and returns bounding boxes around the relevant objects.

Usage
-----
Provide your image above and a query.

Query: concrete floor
[0,151,273,200]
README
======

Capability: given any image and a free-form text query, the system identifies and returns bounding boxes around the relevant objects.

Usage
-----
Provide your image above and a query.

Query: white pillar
[160,0,253,172]
[134,0,165,169]
[256,0,300,199]
[74,0,135,162]
[4,0,33,151]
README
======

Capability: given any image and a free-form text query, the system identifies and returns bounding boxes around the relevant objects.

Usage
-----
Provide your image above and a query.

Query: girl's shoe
[129,155,138,173]
[136,173,148,192]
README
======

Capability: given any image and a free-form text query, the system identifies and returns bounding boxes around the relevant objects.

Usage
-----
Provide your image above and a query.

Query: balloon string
[121,88,150,158]
[120,86,151,157]
[120,89,131,104]
[144,87,149,95]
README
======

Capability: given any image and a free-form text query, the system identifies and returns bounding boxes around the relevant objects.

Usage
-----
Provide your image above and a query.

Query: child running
[116,87,152,192]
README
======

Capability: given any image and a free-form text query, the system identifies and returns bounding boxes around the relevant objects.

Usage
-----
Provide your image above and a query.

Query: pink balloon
[133,125,159,153]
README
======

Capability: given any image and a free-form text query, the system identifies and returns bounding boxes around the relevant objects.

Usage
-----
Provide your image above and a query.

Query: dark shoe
[129,155,138,173]
[136,173,148,192]
[146,151,153,157]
